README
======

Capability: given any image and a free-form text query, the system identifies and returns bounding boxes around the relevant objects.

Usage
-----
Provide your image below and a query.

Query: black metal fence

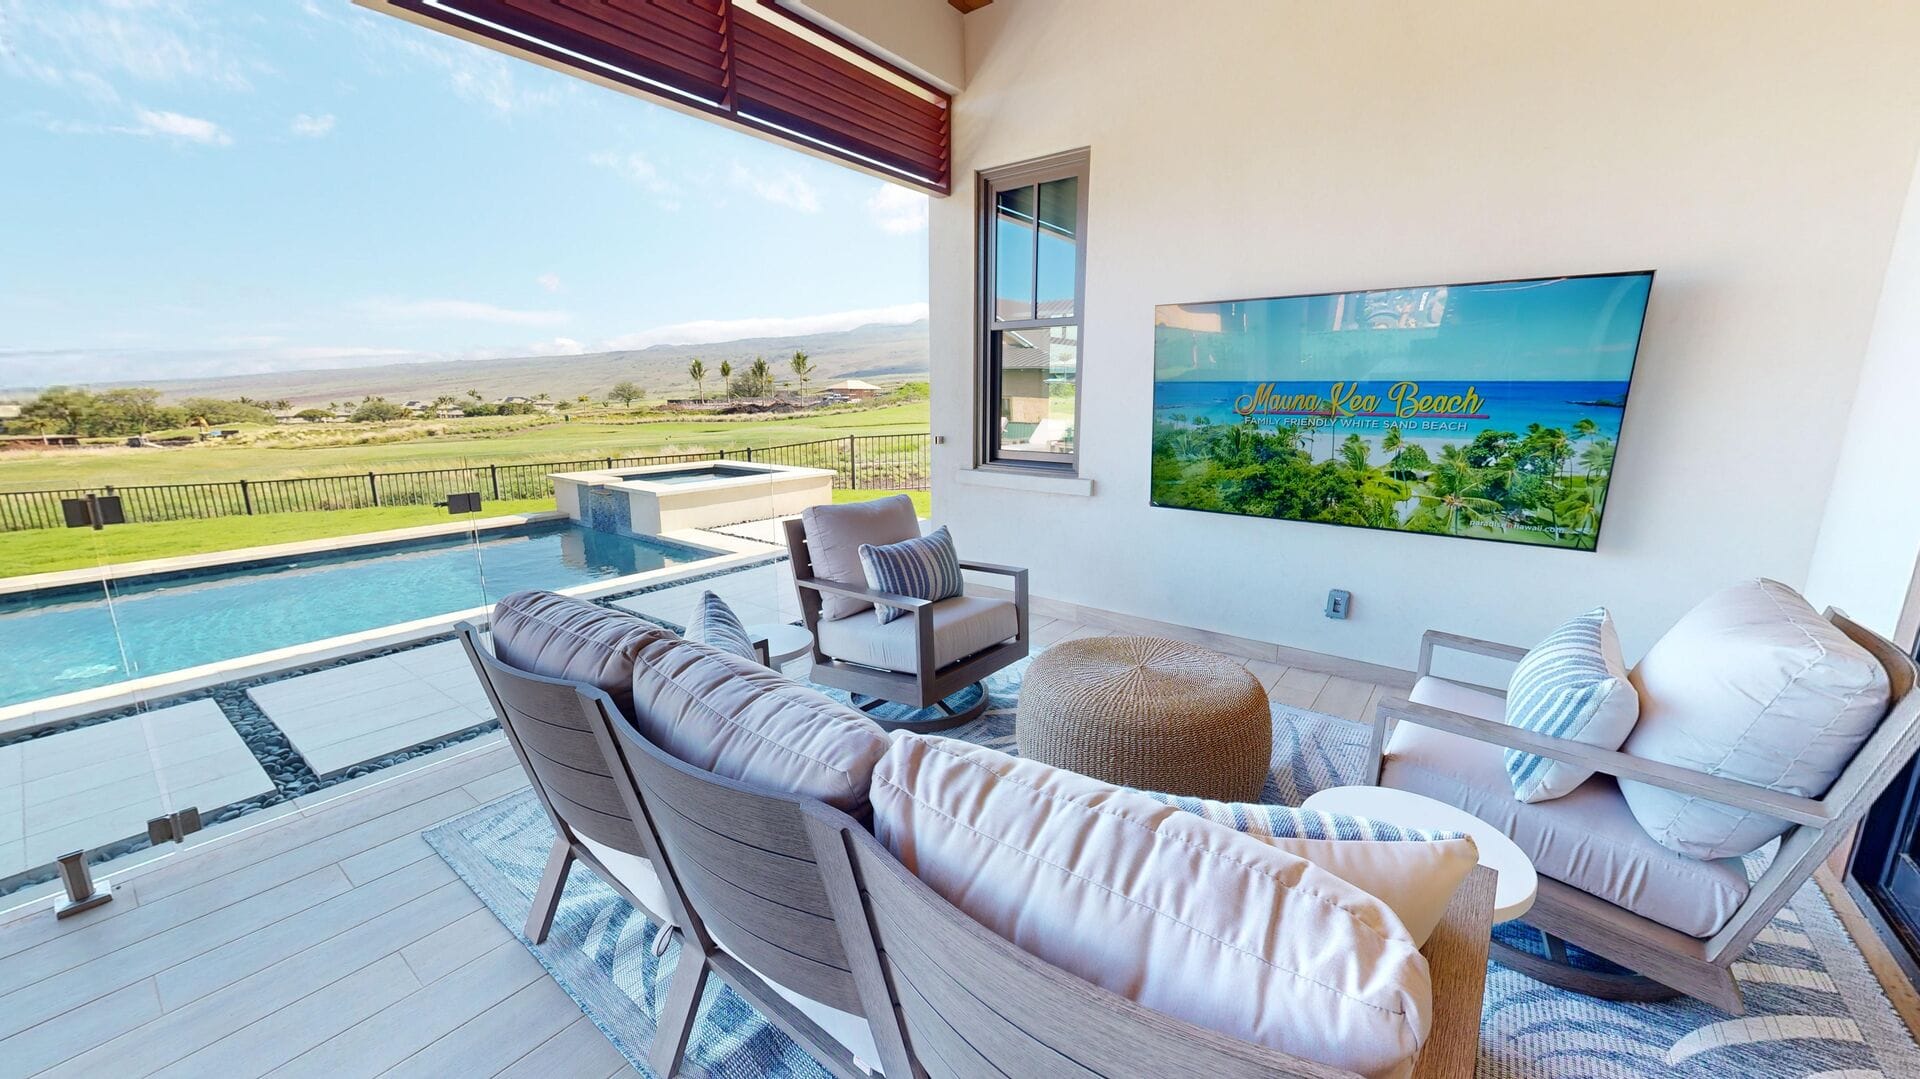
[0,433,931,531]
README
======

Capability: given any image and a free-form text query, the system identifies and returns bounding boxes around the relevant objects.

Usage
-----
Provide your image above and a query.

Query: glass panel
[993,325,1078,462]
[994,184,1036,321]
[1035,176,1079,318]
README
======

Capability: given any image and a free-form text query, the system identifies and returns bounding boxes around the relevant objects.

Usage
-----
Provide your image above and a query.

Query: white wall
[928,0,1920,669]
[1806,142,1920,643]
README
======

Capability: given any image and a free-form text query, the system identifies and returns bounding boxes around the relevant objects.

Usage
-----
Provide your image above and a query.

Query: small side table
[1302,785,1539,923]
[745,622,813,666]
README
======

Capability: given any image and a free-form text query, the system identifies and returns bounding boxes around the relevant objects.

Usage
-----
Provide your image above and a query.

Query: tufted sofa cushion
[490,590,676,721]
[871,734,1434,1079]
[627,634,892,813]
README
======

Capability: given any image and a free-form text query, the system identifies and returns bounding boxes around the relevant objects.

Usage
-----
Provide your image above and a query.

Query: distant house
[0,404,21,421]
[823,379,882,399]
[403,400,431,413]
[272,410,308,425]
[433,406,465,418]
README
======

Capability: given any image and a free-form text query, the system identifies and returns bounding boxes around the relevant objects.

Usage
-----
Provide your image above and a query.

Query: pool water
[619,465,767,485]
[0,521,708,708]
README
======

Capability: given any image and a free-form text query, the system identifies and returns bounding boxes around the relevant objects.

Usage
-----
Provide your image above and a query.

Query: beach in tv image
[1151,271,1653,550]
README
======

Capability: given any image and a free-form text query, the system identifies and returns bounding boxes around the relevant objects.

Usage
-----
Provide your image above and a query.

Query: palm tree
[688,358,706,399]
[1554,485,1602,548]
[719,360,734,398]
[790,350,813,399]
[1417,457,1500,535]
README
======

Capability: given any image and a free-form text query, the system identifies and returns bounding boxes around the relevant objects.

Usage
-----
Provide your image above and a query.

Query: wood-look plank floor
[8,616,1912,1074]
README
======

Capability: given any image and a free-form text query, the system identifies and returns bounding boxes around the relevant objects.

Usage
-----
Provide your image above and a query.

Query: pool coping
[0,510,572,597]
[0,523,782,736]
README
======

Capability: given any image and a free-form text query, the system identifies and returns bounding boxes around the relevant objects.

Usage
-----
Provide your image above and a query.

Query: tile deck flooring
[249,641,495,778]
[0,701,273,880]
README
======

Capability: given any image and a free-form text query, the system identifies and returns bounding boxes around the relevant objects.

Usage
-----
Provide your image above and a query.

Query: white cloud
[290,112,336,138]
[866,182,928,234]
[729,162,820,213]
[536,272,563,294]
[602,302,927,350]
[589,150,680,210]
[128,106,232,145]
[355,297,572,328]
[0,2,263,97]
[527,337,585,356]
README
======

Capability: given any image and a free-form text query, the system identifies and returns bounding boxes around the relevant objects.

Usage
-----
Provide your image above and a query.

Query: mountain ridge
[24,319,931,407]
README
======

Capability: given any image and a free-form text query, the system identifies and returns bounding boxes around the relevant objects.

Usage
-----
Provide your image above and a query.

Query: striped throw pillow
[685,591,758,662]
[1503,607,1639,803]
[1141,791,1463,843]
[858,525,964,624]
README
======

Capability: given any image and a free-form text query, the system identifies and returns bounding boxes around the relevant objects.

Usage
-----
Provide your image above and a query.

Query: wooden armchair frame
[782,516,1029,731]
[1363,612,1920,1013]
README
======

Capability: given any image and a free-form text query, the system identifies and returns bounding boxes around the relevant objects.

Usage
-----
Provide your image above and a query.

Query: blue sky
[0,0,930,387]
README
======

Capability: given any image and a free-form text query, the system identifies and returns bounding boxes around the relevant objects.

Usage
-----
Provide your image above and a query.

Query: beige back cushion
[801,494,919,619]
[1622,578,1891,859]
[491,590,676,720]
[627,634,892,813]
[871,735,1433,1079]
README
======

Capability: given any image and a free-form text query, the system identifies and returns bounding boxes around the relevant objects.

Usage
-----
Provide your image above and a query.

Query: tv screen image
[1151,271,1653,551]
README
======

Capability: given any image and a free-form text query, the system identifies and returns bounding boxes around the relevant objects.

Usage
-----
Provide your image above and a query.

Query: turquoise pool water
[0,521,708,708]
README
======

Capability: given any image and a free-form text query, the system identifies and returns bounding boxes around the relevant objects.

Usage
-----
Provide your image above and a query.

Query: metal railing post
[490,464,500,500]
[848,435,858,489]
[239,479,254,515]
[367,472,379,507]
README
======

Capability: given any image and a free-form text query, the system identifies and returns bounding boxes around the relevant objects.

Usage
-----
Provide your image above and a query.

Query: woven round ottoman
[1016,635,1272,801]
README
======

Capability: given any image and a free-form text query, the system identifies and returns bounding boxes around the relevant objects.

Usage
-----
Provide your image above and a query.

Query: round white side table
[745,622,813,665]
[1301,785,1539,923]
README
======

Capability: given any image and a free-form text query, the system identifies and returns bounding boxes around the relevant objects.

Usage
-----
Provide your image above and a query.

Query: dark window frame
[975,148,1089,474]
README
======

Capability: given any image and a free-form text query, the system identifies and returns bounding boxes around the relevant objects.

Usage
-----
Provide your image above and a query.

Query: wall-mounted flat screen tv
[1151,271,1653,550]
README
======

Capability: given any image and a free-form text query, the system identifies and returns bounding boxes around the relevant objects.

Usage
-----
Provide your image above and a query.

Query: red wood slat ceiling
[388,0,949,193]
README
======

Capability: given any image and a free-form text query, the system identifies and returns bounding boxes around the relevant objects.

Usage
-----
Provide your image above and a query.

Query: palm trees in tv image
[1148,412,1616,548]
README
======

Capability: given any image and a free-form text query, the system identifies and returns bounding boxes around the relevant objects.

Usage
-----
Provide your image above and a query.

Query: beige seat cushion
[873,734,1433,1079]
[816,595,1017,674]
[1383,677,1750,938]
[491,590,676,721]
[801,495,919,619]
[627,634,891,813]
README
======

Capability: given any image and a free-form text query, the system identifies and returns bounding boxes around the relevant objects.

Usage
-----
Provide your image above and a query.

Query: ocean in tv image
[1151,272,1653,550]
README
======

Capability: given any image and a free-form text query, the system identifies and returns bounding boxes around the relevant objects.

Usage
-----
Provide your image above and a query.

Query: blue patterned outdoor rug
[425,658,1920,1077]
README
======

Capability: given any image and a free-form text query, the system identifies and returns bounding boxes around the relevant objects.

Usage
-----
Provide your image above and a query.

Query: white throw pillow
[1501,608,1640,803]
[1140,791,1480,947]
[871,735,1433,1079]
[1621,579,1891,860]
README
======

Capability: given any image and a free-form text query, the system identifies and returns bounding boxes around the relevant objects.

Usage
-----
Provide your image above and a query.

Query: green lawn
[0,401,931,489]
[0,498,557,575]
[1,488,933,576]
[835,488,931,516]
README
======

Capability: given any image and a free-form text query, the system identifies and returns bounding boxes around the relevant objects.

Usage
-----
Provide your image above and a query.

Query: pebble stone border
[0,553,785,899]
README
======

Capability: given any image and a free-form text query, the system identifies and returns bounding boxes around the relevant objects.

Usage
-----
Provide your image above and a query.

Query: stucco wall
[928,0,1920,668]
[1806,142,1920,643]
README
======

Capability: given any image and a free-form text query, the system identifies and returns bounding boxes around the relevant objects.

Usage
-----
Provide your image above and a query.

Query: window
[979,149,1088,471]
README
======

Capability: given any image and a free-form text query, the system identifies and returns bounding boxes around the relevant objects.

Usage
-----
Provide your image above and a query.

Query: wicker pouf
[1016,635,1272,801]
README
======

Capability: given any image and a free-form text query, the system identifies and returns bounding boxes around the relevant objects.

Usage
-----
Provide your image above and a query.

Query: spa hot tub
[550,460,836,535]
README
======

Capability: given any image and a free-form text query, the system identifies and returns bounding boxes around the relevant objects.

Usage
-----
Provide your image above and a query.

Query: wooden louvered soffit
[365,0,951,194]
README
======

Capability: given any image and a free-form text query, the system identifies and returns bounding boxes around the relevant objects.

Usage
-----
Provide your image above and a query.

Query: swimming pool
[0,521,710,708]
